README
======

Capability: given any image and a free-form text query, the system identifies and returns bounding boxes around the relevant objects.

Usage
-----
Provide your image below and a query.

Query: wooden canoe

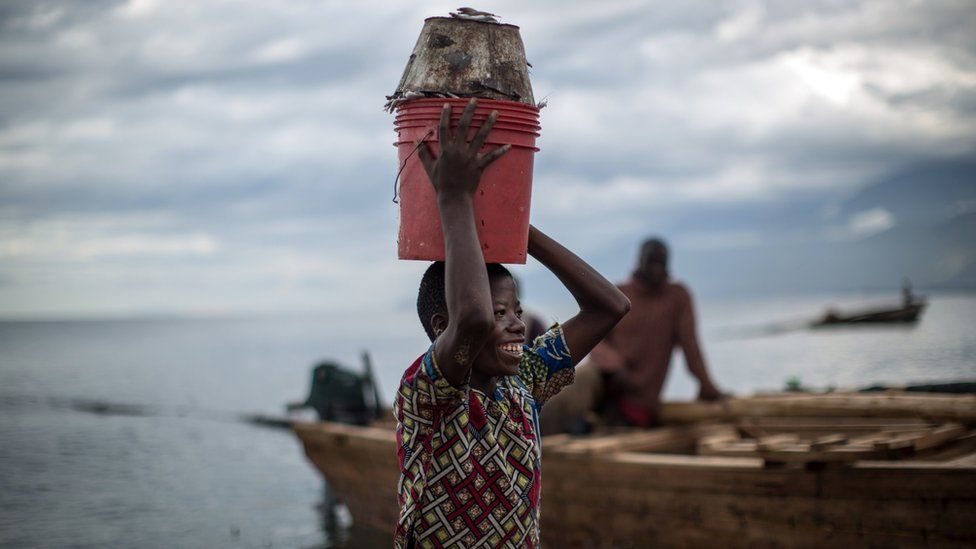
[812,301,927,326]
[293,393,976,547]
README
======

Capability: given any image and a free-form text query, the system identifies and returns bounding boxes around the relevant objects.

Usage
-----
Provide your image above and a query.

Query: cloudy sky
[1,0,974,321]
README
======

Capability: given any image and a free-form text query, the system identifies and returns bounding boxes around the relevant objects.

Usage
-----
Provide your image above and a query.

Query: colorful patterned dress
[394,326,574,548]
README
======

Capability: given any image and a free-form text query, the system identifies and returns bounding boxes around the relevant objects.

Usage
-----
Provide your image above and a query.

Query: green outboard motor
[288,352,384,425]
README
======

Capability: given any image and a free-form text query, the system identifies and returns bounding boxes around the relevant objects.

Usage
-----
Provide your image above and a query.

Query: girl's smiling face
[471,274,526,380]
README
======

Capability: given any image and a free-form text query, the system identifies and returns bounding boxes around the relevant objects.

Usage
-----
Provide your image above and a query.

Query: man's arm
[675,286,722,400]
[416,100,511,386]
[527,226,630,366]
[588,339,627,373]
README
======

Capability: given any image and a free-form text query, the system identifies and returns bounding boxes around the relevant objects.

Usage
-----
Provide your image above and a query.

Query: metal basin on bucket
[391,17,535,105]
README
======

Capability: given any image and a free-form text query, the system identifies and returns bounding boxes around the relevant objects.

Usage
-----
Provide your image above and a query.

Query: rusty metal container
[391,16,534,105]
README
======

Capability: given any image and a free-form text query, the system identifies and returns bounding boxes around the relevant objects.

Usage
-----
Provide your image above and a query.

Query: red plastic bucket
[394,98,540,263]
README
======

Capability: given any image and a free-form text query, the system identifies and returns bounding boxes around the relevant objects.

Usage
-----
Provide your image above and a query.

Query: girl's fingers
[456,98,477,146]
[477,143,511,169]
[438,103,452,143]
[469,110,497,152]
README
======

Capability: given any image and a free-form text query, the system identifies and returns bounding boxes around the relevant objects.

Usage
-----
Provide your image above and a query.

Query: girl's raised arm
[416,100,510,386]
[527,225,631,365]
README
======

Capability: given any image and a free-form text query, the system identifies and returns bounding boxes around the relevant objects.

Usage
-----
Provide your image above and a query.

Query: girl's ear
[431,313,448,337]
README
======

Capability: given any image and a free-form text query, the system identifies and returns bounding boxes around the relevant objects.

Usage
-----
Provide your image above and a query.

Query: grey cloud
[1,0,974,315]
[109,53,372,99]
[0,1,121,30]
[873,84,976,118]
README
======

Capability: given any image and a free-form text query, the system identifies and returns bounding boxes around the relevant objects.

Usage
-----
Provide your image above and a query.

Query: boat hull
[540,451,975,547]
[813,302,927,326]
[293,395,976,547]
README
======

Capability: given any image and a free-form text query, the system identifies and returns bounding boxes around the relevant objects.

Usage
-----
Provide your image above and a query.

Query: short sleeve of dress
[394,345,470,454]
[517,324,574,407]
[399,344,469,408]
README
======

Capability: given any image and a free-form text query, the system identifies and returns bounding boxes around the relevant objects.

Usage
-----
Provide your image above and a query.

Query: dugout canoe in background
[657,393,976,424]
[293,392,976,547]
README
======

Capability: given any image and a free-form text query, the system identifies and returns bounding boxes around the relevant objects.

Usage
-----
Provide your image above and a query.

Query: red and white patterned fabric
[394,326,573,548]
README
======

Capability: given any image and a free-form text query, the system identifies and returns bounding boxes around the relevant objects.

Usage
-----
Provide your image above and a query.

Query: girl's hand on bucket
[416,99,511,201]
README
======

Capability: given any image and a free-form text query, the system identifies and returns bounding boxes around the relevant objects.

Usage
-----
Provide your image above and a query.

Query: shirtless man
[540,238,722,433]
[587,238,723,427]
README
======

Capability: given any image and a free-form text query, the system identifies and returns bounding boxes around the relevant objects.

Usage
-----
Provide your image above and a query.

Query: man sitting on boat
[394,100,630,548]
[593,238,724,426]
[542,238,723,432]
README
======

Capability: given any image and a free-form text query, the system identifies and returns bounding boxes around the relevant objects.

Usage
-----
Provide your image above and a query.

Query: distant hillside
[674,160,976,297]
[838,160,976,225]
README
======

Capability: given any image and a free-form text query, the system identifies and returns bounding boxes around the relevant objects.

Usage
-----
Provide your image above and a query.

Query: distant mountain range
[674,159,976,297]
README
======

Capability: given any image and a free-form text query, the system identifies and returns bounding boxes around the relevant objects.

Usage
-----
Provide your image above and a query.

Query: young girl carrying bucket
[394,99,631,548]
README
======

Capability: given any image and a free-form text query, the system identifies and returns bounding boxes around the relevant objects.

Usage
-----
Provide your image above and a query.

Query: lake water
[1,292,973,548]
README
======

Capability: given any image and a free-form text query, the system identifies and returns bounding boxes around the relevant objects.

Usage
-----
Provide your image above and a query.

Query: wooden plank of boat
[703,424,968,465]
[913,422,966,450]
[702,439,890,465]
[742,416,931,429]
[538,433,574,449]
[695,426,740,455]
[698,440,760,457]
[542,448,976,547]
[913,431,976,462]
[555,423,734,455]
[847,430,902,445]
[737,419,927,438]
[946,452,976,467]
[660,394,976,423]
[874,431,930,451]
[756,433,799,451]
[761,442,881,463]
[549,425,694,455]
[810,433,847,449]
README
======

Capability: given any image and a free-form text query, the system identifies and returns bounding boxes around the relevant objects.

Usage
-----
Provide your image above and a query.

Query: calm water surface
[1,293,973,547]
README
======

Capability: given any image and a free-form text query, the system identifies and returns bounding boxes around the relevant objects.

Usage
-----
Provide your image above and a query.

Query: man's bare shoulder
[617,278,639,293]
[665,281,694,301]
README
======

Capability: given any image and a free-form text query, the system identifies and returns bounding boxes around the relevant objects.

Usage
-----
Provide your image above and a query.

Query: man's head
[417,261,527,376]
[635,237,669,288]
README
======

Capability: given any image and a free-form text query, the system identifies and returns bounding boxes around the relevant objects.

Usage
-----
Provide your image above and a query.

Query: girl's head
[417,262,526,376]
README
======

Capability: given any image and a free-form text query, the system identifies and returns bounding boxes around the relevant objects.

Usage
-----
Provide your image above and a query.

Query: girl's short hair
[416,262,513,341]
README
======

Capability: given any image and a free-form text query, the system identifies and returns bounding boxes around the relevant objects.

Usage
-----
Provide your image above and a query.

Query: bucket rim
[395,117,541,127]
[395,97,539,113]
[395,107,539,114]
[395,124,540,135]
[394,118,541,128]
[395,140,539,152]
[396,102,539,111]
[395,112,539,122]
